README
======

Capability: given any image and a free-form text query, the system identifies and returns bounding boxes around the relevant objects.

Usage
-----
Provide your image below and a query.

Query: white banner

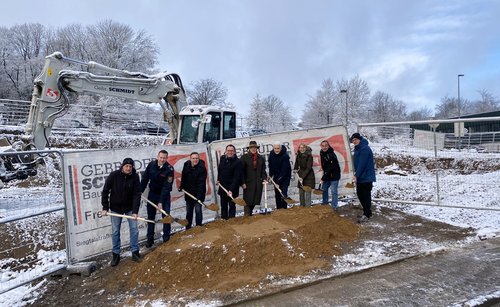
[63,143,213,263]
[208,125,354,203]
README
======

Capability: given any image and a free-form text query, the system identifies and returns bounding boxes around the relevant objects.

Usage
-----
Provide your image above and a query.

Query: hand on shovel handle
[313,184,323,195]
[218,184,247,206]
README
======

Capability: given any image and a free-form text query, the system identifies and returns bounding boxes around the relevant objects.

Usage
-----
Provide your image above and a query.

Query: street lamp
[340,89,348,127]
[457,74,464,118]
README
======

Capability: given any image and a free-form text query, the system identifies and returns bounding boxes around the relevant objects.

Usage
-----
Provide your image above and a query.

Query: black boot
[110,253,120,267]
[132,251,141,262]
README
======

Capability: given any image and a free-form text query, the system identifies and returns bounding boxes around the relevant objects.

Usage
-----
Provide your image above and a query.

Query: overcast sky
[1,0,499,118]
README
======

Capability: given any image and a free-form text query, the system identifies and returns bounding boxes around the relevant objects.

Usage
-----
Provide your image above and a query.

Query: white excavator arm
[1,52,186,183]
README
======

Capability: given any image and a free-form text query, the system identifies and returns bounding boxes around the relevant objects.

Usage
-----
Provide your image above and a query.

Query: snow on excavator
[0,52,236,184]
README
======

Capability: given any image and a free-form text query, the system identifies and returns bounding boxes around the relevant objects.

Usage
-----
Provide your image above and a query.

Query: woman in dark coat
[241,140,267,216]
[293,143,315,206]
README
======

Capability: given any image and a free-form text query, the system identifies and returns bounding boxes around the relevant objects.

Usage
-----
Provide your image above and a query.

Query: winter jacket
[320,146,341,181]
[241,151,267,207]
[268,145,291,185]
[353,137,376,183]
[179,159,207,201]
[101,166,141,214]
[217,154,243,197]
[140,159,174,204]
[293,146,315,188]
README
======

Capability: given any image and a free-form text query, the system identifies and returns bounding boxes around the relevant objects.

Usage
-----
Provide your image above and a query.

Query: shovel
[313,183,323,195]
[181,189,219,211]
[345,182,355,189]
[298,177,313,192]
[218,183,247,206]
[106,212,158,224]
[268,177,297,205]
[140,196,187,226]
[261,180,269,214]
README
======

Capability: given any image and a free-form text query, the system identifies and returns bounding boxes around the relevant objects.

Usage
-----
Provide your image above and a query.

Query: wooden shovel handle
[218,183,236,200]
[141,195,169,216]
[181,189,205,206]
[106,212,155,224]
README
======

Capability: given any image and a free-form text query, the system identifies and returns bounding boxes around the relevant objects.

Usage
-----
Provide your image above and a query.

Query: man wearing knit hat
[101,157,142,266]
[350,133,376,223]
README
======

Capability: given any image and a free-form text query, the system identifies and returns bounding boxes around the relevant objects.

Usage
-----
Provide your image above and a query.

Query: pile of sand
[129,205,360,296]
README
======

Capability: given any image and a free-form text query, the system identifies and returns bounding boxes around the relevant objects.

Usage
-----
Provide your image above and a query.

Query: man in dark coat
[101,157,141,266]
[179,152,207,229]
[268,142,292,209]
[320,140,341,210]
[293,143,315,207]
[217,144,243,219]
[241,140,267,216]
[350,133,376,223]
[140,150,174,247]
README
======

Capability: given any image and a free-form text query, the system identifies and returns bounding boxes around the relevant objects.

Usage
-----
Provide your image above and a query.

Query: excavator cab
[178,106,236,144]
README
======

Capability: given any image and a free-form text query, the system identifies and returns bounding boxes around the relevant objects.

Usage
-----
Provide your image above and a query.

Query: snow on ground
[1,137,499,306]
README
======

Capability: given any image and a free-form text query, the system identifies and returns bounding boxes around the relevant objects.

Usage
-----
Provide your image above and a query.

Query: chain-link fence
[357,117,500,211]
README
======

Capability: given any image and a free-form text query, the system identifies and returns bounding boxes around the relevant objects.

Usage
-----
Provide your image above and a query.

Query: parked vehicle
[249,129,268,136]
[123,121,169,135]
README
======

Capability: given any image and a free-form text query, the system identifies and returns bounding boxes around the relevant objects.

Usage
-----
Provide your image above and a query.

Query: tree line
[1,21,498,133]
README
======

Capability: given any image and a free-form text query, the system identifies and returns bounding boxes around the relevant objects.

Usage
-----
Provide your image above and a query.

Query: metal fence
[357,117,500,211]
[0,150,67,295]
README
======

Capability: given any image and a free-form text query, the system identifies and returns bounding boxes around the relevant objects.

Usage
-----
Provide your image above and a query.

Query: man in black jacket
[216,144,243,219]
[101,157,141,266]
[179,152,207,229]
[140,150,174,247]
[320,140,341,210]
[268,142,292,209]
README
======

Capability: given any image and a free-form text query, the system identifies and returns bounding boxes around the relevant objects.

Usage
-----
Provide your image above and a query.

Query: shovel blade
[175,218,189,226]
[285,198,298,205]
[206,203,219,211]
[302,186,313,192]
[233,198,247,206]
[345,182,355,188]
[313,189,323,195]
[160,216,174,224]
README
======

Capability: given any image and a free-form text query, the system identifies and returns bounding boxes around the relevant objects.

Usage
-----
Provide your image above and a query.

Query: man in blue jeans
[141,150,174,247]
[101,157,141,266]
[319,140,341,210]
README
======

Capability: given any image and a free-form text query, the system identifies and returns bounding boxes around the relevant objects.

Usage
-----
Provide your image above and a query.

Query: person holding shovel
[320,140,341,210]
[179,152,207,229]
[268,142,292,209]
[101,157,141,266]
[140,150,174,247]
[293,143,315,207]
[241,140,267,216]
[216,144,243,220]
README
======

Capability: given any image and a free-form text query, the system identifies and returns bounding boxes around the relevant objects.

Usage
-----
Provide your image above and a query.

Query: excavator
[0,52,237,184]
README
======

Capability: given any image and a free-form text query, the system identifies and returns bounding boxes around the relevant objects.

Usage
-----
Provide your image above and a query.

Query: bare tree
[247,94,294,132]
[369,91,407,122]
[187,78,230,107]
[435,95,471,119]
[407,107,433,121]
[470,89,499,114]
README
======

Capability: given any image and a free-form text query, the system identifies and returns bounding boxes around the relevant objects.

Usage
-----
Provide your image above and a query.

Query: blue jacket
[140,160,174,204]
[353,137,376,183]
[268,145,291,185]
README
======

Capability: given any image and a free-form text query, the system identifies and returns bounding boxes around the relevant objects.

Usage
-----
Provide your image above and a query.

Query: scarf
[252,153,257,170]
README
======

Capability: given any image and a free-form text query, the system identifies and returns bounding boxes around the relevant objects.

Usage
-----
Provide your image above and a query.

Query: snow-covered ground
[0,137,499,306]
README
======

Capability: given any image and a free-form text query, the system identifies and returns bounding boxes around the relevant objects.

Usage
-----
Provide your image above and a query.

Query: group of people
[100,133,375,267]
[100,150,206,266]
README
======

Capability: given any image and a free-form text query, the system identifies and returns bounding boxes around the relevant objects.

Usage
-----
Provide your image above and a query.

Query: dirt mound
[130,205,359,296]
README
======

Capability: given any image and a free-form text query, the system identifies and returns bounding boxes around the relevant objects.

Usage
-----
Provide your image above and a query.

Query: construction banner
[208,125,354,203]
[62,143,212,263]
